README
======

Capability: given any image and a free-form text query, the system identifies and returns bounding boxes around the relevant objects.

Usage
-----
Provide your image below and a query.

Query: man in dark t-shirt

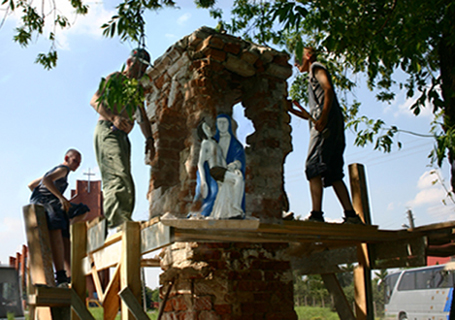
[29,149,87,286]
[289,47,363,224]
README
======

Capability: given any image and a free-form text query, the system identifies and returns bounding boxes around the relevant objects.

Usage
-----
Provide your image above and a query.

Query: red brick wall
[71,180,103,221]
[160,242,297,320]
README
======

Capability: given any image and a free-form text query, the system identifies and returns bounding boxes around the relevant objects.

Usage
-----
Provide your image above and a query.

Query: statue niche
[191,114,246,219]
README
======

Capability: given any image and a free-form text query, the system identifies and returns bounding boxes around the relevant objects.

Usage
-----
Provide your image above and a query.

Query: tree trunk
[439,4,455,190]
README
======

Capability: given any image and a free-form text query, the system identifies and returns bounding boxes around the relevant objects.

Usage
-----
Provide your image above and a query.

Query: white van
[383,263,455,320]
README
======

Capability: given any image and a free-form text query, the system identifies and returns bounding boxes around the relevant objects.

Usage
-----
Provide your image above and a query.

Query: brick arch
[143,26,293,223]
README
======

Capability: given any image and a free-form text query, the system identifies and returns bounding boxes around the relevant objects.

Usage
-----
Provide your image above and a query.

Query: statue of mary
[193,114,246,219]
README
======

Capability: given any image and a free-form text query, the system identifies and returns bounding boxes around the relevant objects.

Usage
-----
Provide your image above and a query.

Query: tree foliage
[211,0,455,184]
[1,0,88,69]
[1,0,214,68]
[4,0,455,184]
[96,70,146,119]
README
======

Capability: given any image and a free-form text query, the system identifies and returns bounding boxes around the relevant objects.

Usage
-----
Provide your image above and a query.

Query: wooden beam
[23,205,54,286]
[291,246,357,275]
[141,222,174,255]
[349,163,374,320]
[71,289,95,320]
[87,219,107,253]
[71,222,88,320]
[119,287,150,320]
[89,254,106,302]
[102,263,121,320]
[160,218,260,230]
[28,286,71,307]
[372,236,427,269]
[322,274,355,320]
[120,222,142,320]
[141,258,161,267]
[82,240,122,275]
[427,243,455,257]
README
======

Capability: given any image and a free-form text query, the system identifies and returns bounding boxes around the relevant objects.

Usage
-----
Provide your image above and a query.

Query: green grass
[89,308,158,319]
[14,306,345,319]
[294,306,339,320]
[89,307,337,320]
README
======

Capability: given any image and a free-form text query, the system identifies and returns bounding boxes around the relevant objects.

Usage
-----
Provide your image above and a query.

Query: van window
[432,269,453,288]
[384,273,401,304]
[398,271,416,291]
[397,267,453,291]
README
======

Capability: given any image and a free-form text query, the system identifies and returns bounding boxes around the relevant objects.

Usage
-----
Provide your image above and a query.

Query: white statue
[194,117,245,219]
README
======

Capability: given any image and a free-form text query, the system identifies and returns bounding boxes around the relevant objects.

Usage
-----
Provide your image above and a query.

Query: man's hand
[112,115,134,133]
[315,116,328,132]
[290,100,314,121]
[59,197,71,213]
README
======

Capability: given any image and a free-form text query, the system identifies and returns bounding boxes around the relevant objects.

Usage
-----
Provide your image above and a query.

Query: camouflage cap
[130,48,151,65]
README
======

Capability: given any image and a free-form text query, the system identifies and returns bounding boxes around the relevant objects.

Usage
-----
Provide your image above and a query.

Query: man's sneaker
[307,215,325,222]
[305,211,325,222]
[343,215,365,225]
[57,281,69,288]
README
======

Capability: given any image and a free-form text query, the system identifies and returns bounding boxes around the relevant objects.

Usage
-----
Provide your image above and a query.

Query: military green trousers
[94,120,135,228]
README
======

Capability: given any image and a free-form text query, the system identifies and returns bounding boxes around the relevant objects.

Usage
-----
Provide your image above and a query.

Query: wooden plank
[141,258,161,267]
[322,274,356,320]
[120,222,142,320]
[427,243,455,257]
[23,205,54,286]
[71,289,95,320]
[71,222,88,320]
[103,264,121,320]
[354,266,371,320]
[349,163,374,320]
[50,306,70,320]
[348,163,371,225]
[372,236,427,269]
[87,219,107,253]
[119,287,150,320]
[82,240,122,275]
[28,286,71,307]
[291,246,358,275]
[160,217,260,230]
[410,220,455,232]
[35,307,53,320]
[173,227,396,245]
[140,217,161,228]
[89,254,106,302]
[425,229,455,246]
[141,222,174,254]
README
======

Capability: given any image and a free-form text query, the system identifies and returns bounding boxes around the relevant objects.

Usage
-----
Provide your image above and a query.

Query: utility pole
[406,209,415,229]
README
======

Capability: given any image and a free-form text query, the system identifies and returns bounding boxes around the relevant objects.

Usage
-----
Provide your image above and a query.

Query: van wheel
[399,313,408,320]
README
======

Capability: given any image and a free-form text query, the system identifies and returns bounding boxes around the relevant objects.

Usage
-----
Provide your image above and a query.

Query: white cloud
[406,169,455,222]
[55,3,116,50]
[177,13,191,25]
[0,1,116,51]
[408,187,445,208]
[383,91,434,119]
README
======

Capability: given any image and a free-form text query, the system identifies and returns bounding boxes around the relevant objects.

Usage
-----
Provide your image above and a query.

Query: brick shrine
[143,26,297,319]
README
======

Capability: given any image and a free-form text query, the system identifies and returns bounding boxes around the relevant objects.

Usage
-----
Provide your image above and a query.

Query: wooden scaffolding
[23,163,455,320]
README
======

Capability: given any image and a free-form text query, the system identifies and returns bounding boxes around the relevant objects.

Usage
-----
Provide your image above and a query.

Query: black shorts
[305,122,346,187]
[30,197,89,238]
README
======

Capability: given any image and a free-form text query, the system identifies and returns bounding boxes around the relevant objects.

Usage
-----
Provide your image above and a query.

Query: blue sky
[1,1,453,288]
